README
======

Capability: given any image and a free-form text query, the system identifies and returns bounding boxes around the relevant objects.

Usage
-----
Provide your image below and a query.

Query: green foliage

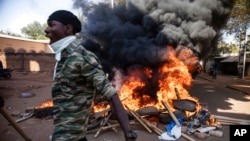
[246,39,250,51]
[217,41,239,54]
[115,0,126,5]
[225,0,250,35]
[21,21,48,40]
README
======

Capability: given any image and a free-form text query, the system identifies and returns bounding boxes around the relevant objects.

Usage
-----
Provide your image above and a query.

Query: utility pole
[111,0,114,8]
[237,31,245,79]
[242,34,250,80]
[238,31,247,79]
[242,44,246,79]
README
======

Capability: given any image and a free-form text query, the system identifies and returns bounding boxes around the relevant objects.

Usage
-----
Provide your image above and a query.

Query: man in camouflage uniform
[45,10,137,141]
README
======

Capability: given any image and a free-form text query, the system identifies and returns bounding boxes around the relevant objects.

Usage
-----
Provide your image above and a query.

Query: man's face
[44,20,68,44]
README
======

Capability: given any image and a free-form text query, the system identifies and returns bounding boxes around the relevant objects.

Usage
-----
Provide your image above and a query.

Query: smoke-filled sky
[0,0,239,43]
[79,0,235,74]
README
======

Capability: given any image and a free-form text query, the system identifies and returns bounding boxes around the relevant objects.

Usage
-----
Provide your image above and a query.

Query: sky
[0,0,248,43]
[0,0,79,35]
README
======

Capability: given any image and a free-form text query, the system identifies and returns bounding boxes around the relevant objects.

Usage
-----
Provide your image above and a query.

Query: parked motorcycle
[0,68,12,79]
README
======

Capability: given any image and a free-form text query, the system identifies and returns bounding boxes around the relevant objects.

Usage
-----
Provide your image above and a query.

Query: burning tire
[135,106,159,116]
[159,110,186,124]
[173,99,197,112]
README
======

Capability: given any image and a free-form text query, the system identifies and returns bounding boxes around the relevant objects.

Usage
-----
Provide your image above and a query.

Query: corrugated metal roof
[221,56,238,62]
[221,56,250,63]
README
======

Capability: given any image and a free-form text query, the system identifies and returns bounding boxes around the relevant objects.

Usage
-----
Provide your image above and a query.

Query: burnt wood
[34,107,53,118]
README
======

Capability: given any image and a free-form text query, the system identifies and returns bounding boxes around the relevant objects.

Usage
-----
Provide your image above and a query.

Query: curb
[197,75,213,82]
[197,75,249,95]
[225,85,250,95]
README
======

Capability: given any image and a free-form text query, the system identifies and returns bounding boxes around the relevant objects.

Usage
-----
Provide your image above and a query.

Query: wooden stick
[162,101,196,141]
[216,119,250,125]
[162,101,180,126]
[0,108,32,141]
[16,113,34,123]
[214,115,250,121]
[214,115,250,125]
[86,120,136,134]
[124,105,164,135]
[124,105,153,133]
[140,118,163,135]
[94,111,113,137]
[93,97,131,137]
[106,122,118,132]
[175,88,181,99]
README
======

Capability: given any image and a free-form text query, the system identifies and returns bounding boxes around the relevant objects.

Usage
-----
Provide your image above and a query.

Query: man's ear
[66,24,74,34]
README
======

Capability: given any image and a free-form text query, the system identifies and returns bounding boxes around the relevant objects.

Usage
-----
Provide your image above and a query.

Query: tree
[225,0,250,36]
[114,0,126,5]
[217,41,238,55]
[246,36,250,51]
[21,21,48,40]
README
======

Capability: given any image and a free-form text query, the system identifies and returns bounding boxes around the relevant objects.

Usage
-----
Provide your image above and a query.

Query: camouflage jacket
[52,39,117,141]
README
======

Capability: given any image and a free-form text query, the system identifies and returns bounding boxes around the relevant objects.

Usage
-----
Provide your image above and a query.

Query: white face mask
[51,36,76,80]
[51,36,76,61]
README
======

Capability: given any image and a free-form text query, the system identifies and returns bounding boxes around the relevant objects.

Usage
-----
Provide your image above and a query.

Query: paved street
[0,71,250,141]
[191,72,250,120]
[86,73,250,141]
[197,72,250,95]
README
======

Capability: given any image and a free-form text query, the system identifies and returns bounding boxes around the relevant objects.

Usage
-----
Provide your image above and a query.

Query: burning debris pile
[8,0,240,140]
[72,0,238,139]
[33,99,53,118]
[14,97,250,140]
[76,0,236,112]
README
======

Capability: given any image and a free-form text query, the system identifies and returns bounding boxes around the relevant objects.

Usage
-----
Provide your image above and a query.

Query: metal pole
[238,38,242,78]
[238,31,246,79]
[242,33,249,80]
[111,0,114,8]
[242,44,246,79]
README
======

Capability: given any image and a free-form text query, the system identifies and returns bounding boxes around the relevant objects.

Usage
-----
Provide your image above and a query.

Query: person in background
[211,62,217,79]
[44,10,137,141]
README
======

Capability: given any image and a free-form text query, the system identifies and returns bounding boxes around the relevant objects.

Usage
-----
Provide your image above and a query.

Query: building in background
[0,34,54,72]
[0,34,52,53]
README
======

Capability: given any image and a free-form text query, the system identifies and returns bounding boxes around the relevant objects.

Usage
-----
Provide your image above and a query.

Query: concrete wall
[0,34,55,72]
[0,53,55,72]
[0,34,52,54]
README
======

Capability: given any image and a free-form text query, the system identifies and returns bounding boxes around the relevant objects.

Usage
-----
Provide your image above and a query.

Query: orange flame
[35,99,53,109]
[37,46,201,118]
[105,46,201,116]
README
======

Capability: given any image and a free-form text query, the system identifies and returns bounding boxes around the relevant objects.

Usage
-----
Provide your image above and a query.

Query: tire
[87,117,102,131]
[159,110,186,124]
[173,99,197,112]
[135,106,159,116]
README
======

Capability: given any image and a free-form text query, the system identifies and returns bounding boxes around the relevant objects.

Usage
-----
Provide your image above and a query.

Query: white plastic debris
[197,126,216,133]
[158,125,181,140]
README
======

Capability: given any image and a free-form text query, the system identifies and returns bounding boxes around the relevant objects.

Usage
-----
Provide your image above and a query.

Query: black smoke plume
[74,0,235,75]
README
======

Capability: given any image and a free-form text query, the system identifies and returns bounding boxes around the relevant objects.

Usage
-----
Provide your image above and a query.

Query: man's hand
[110,94,136,140]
